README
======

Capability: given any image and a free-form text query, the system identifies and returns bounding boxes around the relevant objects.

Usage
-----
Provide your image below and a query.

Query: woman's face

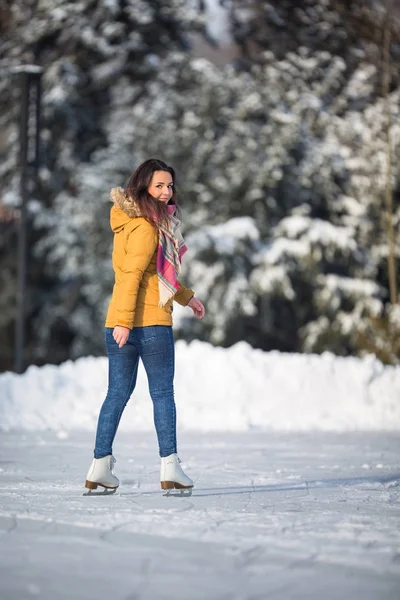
[148,170,174,203]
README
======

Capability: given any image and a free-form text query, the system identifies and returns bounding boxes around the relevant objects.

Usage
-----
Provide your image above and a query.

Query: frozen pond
[0,431,399,600]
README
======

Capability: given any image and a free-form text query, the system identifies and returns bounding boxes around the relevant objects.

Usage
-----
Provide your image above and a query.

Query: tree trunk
[382,2,398,305]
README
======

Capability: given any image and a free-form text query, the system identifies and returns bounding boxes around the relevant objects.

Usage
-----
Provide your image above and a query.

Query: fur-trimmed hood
[109,186,178,233]
[109,186,142,233]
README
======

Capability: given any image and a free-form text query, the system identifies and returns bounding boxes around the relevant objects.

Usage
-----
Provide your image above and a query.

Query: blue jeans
[94,326,177,459]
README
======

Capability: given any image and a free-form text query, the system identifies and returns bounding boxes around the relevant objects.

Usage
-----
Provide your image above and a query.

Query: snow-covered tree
[0,0,205,365]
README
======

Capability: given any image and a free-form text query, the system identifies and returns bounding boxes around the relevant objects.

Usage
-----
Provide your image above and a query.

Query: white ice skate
[85,455,119,494]
[160,453,193,496]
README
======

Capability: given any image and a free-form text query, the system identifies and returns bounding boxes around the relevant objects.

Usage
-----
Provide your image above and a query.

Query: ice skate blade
[161,481,193,497]
[83,480,118,496]
[163,488,192,497]
[83,487,117,496]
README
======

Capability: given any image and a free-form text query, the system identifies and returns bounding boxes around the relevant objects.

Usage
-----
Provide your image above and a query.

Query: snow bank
[0,341,399,433]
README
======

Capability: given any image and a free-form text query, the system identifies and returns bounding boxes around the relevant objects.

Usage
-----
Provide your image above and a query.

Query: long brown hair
[125,159,181,224]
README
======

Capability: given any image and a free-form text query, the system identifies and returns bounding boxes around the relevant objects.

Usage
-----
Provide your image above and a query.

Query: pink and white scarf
[156,205,187,307]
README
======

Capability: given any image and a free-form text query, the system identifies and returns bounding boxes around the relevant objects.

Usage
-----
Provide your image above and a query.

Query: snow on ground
[0,343,399,599]
[0,340,399,433]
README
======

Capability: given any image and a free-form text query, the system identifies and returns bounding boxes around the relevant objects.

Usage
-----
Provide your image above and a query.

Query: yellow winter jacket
[105,188,194,329]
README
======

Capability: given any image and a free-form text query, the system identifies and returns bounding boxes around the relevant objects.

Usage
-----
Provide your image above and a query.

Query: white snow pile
[0,340,399,433]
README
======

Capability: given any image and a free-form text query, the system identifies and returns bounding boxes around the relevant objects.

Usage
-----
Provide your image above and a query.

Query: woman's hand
[187,297,205,319]
[113,326,130,348]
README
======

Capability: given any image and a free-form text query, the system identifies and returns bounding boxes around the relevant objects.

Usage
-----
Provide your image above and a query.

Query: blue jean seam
[166,327,176,456]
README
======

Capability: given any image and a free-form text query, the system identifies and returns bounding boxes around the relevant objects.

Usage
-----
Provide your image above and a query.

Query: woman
[85,159,205,494]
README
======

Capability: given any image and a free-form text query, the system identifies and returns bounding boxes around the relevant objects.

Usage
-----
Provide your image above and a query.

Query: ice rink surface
[0,431,399,600]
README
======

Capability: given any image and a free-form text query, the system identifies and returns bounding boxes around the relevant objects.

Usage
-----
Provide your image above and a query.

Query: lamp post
[11,65,43,374]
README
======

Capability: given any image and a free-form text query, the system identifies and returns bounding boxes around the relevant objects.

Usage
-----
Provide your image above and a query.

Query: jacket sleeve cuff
[115,315,134,329]
[173,286,195,307]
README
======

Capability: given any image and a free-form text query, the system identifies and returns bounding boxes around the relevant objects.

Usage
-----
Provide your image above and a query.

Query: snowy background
[1,338,400,433]
[1,0,400,370]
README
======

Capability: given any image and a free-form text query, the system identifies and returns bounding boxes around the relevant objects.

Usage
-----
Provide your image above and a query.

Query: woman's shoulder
[124,218,158,254]
[125,216,156,235]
